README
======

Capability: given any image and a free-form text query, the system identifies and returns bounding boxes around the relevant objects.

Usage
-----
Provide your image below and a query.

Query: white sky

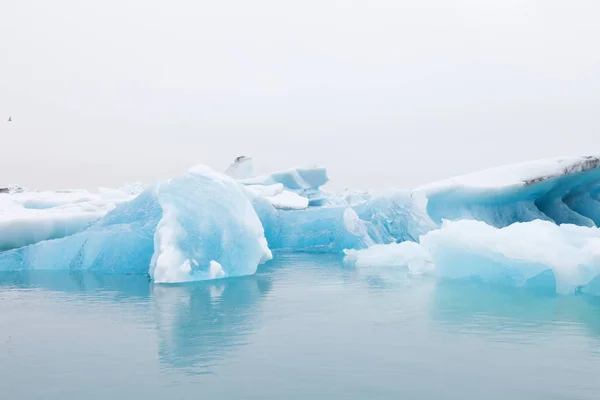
[1,0,599,191]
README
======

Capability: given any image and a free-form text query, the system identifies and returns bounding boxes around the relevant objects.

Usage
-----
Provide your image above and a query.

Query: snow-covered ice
[0,186,142,251]
[417,156,600,227]
[242,184,310,210]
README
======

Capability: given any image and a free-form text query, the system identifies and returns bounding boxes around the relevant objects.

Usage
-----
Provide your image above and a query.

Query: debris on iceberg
[417,156,600,228]
[0,166,272,283]
[344,219,600,295]
[225,156,255,180]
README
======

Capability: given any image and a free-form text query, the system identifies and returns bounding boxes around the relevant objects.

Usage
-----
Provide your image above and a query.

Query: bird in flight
[7,116,11,122]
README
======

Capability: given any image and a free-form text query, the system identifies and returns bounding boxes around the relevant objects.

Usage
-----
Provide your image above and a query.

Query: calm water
[2,254,600,400]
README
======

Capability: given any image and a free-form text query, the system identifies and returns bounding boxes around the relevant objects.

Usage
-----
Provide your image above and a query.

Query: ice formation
[417,156,600,227]
[252,190,435,252]
[0,187,141,251]
[2,154,600,292]
[0,166,271,283]
[239,162,329,207]
[225,156,255,180]
[243,184,309,210]
[344,219,600,295]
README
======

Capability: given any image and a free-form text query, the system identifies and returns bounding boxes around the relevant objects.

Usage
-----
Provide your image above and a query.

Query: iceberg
[238,161,329,207]
[0,166,272,283]
[253,190,435,253]
[342,155,600,296]
[417,156,600,228]
[0,187,140,251]
[243,183,310,210]
[345,219,600,295]
[225,156,255,180]
[3,154,600,290]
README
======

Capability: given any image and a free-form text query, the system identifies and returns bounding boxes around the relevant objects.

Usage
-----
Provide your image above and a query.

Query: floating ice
[343,241,434,274]
[0,166,272,283]
[3,155,600,290]
[345,219,600,295]
[0,188,139,251]
[239,164,329,206]
[253,190,436,252]
[242,184,309,210]
[225,156,255,180]
[240,166,328,191]
[417,156,600,228]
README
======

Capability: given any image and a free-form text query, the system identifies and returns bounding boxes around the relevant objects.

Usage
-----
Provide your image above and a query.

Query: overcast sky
[1,0,599,191]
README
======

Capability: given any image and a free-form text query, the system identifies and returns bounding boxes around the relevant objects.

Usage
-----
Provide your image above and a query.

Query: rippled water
[2,254,600,399]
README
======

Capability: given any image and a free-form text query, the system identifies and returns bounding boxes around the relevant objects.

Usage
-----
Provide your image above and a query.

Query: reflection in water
[3,255,600,387]
[0,268,273,374]
[152,273,273,374]
[0,270,152,300]
[430,281,600,338]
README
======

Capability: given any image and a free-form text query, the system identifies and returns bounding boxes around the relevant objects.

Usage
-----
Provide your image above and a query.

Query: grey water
[2,254,600,400]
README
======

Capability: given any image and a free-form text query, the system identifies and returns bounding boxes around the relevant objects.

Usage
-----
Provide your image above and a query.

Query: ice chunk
[243,184,309,210]
[324,189,374,207]
[264,190,309,210]
[229,161,330,208]
[342,208,374,248]
[345,219,600,295]
[343,241,434,274]
[0,189,137,251]
[150,165,272,282]
[243,184,285,198]
[419,156,600,192]
[225,156,255,180]
[0,166,272,283]
[240,166,328,190]
[253,190,436,253]
[416,156,600,228]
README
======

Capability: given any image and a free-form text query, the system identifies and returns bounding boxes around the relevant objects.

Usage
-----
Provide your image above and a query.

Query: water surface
[1,254,600,399]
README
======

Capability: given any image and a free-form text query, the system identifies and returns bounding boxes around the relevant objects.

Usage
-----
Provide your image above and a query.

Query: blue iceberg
[253,191,434,253]
[0,166,272,282]
[3,154,600,292]
[418,156,600,228]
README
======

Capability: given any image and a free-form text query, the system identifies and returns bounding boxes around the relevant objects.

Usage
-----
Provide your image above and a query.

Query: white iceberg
[0,187,140,251]
[345,219,600,295]
[417,156,600,227]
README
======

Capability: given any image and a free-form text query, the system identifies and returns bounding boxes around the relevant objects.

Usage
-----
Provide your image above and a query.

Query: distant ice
[418,156,600,193]
[225,156,255,180]
[0,187,140,251]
